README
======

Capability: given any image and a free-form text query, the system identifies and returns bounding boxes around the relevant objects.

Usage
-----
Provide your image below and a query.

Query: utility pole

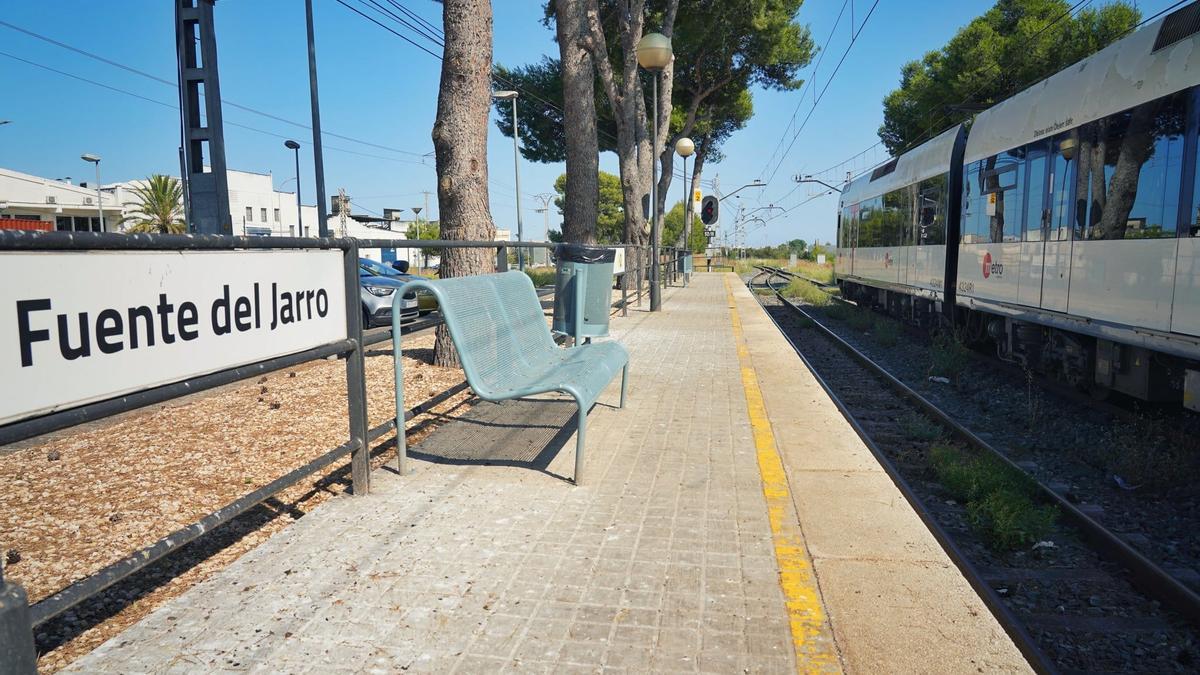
[337,188,348,238]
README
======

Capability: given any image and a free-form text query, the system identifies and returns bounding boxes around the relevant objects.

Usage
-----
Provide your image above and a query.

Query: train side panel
[1068,239,1180,332]
[1172,237,1200,336]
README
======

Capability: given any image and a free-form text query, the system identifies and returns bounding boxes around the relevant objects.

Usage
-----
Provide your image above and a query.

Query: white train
[835,2,1200,408]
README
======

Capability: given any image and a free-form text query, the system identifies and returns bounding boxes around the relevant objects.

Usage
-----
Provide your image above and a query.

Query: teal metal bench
[391,270,628,484]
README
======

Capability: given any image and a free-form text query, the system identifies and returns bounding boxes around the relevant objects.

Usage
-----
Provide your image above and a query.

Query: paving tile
[63,278,800,674]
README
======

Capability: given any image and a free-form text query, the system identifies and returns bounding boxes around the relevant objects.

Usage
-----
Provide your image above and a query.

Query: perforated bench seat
[391,270,629,484]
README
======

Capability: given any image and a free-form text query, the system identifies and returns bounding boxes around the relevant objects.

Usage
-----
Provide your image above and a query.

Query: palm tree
[121,174,186,233]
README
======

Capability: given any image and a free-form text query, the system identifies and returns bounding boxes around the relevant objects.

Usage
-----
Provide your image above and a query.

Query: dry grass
[791,259,834,284]
[0,332,473,672]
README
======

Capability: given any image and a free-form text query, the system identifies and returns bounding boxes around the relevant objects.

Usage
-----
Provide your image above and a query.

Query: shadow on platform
[408,396,583,481]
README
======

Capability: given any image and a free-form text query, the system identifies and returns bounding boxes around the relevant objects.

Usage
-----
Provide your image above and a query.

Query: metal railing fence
[0,231,686,670]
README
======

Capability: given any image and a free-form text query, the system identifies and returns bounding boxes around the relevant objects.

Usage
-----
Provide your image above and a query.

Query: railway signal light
[700,196,719,225]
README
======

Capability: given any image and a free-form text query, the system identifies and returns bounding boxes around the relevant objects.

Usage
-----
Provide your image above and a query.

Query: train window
[961,162,986,243]
[863,196,887,247]
[883,188,913,246]
[1049,142,1074,241]
[1024,147,1049,242]
[981,151,1024,243]
[1074,91,1186,240]
[917,175,946,245]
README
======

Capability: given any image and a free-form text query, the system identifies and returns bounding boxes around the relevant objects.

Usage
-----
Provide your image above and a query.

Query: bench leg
[619,364,628,409]
[574,403,586,486]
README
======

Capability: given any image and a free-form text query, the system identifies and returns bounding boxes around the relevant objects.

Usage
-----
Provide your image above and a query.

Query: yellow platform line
[724,275,842,673]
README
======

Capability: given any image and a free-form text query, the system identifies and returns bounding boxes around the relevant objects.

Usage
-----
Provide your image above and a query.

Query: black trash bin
[552,243,616,342]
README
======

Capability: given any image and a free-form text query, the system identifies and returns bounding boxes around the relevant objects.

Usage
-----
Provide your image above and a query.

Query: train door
[1040,137,1074,312]
[1017,142,1050,307]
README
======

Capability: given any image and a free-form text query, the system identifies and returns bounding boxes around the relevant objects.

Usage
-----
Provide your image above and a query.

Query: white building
[224,169,317,237]
[0,166,319,237]
[0,167,124,232]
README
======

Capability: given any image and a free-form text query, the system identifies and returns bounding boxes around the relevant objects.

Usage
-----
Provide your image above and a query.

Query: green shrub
[929,329,971,383]
[782,278,831,306]
[873,317,899,347]
[928,444,1055,550]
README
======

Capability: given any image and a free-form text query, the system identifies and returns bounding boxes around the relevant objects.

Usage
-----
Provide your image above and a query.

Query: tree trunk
[583,0,678,253]
[556,0,599,244]
[431,0,496,367]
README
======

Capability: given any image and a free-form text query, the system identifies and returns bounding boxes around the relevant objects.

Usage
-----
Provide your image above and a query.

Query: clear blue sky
[0,0,1175,246]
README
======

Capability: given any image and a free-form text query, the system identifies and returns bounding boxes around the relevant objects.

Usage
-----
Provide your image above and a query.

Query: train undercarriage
[839,279,1199,409]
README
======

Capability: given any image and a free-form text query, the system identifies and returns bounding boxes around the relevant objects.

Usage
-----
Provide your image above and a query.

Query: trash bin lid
[554,243,616,263]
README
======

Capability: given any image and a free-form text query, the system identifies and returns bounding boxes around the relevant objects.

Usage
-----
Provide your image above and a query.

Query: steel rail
[756,264,838,290]
[753,266,1200,630]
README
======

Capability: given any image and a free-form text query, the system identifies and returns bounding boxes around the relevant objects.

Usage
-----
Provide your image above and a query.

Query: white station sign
[1,250,347,426]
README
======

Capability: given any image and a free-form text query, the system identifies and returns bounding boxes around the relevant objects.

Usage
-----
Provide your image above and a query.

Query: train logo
[982,252,1004,278]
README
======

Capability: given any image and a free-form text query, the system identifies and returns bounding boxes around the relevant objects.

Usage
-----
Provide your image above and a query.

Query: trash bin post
[552,244,617,341]
[496,245,509,273]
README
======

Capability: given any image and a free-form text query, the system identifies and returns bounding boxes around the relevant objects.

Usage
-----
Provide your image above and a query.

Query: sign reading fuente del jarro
[1,250,347,426]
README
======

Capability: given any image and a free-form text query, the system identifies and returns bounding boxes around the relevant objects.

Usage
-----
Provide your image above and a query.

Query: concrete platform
[64,273,1030,674]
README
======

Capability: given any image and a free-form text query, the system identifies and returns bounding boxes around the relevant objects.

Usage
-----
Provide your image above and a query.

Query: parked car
[360,265,419,328]
[359,258,438,315]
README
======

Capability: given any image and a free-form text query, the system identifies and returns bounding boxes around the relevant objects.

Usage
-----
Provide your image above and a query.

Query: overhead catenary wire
[0,50,434,171]
[759,0,881,190]
[0,19,432,159]
[757,0,851,183]
[764,0,1186,238]
[341,0,713,191]
[802,0,1148,186]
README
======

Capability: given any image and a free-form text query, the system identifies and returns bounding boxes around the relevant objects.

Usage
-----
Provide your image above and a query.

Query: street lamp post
[411,206,427,270]
[80,153,103,231]
[285,140,304,236]
[675,137,694,285]
[637,32,672,312]
[493,90,525,270]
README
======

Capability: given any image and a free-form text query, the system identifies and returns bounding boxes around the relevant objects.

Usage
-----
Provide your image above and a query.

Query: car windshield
[359,258,399,277]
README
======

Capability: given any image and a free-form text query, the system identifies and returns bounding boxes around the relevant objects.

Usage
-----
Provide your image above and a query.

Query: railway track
[750,267,1200,674]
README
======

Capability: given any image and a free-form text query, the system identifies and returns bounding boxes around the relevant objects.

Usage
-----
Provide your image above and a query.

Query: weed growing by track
[929,329,972,384]
[782,278,831,306]
[930,444,1056,550]
[900,412,943,441]
[1091,424,1200,492]
[872,317,899,347]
